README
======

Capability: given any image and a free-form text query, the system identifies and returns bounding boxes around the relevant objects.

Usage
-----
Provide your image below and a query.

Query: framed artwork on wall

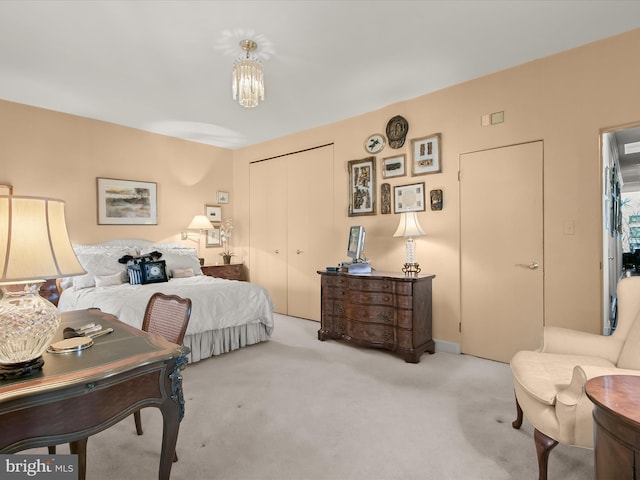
[217,191,229,204]
[411,133,442,176]
[381,154,406,178]
[394,182,426,213]
[97,177,157,225]
[205,205,222,223]
[348,157,376,216]
[205,225,222,247]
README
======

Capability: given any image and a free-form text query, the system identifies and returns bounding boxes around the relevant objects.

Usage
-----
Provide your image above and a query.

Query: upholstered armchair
[510,276,640,480]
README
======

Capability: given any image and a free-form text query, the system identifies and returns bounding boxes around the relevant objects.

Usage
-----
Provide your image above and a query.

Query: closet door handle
[274,249,279,254]
[296,249,303,255]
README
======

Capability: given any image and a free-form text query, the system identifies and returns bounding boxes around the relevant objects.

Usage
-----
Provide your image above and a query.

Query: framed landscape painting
[97,177,157,225]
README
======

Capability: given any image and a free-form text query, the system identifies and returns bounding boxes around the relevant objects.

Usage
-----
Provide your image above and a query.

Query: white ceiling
[1,1,639,150]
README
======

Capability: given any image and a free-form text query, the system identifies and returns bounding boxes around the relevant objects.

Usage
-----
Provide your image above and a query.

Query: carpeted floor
[28,313,593,479]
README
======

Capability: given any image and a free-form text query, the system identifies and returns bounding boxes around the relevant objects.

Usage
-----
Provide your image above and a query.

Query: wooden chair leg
[70,437,88,480]
[512,394,523,429]
[173,451,178,462]
[534,428,558,480]
[134,410,143,436]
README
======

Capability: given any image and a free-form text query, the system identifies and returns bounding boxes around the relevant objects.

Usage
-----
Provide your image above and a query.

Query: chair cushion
[617,311,640,369]
[511,350,614,405]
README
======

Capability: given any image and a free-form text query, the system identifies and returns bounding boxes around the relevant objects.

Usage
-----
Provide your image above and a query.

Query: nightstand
[201,264,245,281]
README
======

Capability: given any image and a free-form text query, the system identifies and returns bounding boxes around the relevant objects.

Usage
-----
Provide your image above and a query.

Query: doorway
[460,141,544,363]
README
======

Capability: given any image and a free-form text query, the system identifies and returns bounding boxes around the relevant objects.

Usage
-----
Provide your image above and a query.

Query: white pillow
[73,274,95,289]
[172,268,195,278]
[95,272,123,287]
[71,247,133,287]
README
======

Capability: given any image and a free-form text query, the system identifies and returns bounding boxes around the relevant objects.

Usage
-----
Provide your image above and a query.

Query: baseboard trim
[434,339,461,355]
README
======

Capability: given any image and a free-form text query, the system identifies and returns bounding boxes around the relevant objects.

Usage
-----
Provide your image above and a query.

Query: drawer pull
[379,312,392,322]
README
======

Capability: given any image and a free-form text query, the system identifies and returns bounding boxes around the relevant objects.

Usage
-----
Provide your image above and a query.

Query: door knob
[274,249,279,254]
[296,249,303,255]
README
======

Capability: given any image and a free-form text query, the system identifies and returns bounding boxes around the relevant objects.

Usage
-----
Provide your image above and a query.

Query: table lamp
[184,214,214,264]
[0,195,85,378]
[393,211,425,274]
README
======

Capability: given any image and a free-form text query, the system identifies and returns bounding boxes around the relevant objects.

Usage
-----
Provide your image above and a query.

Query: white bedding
[58,275,274,338]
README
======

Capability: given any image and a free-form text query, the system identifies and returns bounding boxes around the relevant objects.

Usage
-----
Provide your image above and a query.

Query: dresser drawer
[348,277,393,292]
[347,322,395,347]
[344,303,395,325]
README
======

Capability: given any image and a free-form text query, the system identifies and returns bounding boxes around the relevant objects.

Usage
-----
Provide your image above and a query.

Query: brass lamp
[0,195,85,378]
[393,211,425,274]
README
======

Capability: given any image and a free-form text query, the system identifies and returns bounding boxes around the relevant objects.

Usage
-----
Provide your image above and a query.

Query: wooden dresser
[201,263,245,281]
[585,375,640,479]
[317,270,435,363]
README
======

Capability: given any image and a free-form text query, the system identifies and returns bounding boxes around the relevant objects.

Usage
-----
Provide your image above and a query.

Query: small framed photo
[205,225,222,247]
[411,133,442,176]
[348,157,376,216]
[97,177,157,225]
[205,205,222,223]
[381,154,406,178]
[0,184,13,195]
[394,182,426,213]
[217,191,229,204]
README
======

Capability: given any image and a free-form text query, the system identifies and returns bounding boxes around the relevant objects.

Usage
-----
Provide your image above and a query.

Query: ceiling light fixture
[232,39,264,108]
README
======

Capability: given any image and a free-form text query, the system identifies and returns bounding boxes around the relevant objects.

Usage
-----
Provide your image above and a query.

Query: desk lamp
[393,211,425,274]
[0,196,85,378]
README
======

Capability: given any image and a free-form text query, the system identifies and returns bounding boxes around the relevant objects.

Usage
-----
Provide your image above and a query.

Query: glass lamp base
[0,356,45,379]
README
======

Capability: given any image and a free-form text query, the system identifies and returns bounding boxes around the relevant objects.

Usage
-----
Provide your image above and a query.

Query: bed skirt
[184,323,271,363]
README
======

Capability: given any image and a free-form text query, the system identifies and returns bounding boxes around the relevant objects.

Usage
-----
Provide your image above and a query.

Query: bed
[56,239,274,363]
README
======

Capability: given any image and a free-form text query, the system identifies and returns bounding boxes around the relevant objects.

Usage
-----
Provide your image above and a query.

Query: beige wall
[234,28,640,346]
[2,29,639,349]
[0,100,233,266]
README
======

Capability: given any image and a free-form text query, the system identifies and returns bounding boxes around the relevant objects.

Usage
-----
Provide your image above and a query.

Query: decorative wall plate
[386,115,409,148]
[365,134,385,154]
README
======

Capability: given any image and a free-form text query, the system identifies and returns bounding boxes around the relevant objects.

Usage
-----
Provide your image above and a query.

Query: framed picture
[217,191,229,204]
[205,205,222,223]
[394,182,426,213]
[348,157,376,216]
[205,225,222,247]
[0,184,13,195]
[381,154,406,178]
[411,133,442,175]
[97,177,157,225]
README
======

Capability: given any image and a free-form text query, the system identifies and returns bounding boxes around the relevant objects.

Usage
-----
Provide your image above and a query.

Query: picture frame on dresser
[96,177,157,225]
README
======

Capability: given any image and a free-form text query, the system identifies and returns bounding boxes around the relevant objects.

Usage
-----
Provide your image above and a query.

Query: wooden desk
[585,375,640,479]
[317,270,435,363]
[0,309,187,480]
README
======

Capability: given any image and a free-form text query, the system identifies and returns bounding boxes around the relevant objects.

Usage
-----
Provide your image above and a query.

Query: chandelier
[232,40,264,108]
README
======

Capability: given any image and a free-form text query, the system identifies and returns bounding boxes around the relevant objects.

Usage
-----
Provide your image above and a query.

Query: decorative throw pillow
[172,268,194,278]
[128,260,169,285]
[95,272,123,287]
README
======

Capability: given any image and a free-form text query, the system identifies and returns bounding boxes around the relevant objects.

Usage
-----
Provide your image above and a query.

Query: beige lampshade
[393,212,425,238]
[0,196,85,283]
[188,215,214,230]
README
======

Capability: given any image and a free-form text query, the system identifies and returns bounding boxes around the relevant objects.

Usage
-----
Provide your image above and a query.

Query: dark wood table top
[585,375,640,427]
[0,308,180,403]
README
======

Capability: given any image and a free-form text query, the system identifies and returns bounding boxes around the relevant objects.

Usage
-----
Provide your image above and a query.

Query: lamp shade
[393,212,425,238]
[188,215,214,230]
[0,196,85,283]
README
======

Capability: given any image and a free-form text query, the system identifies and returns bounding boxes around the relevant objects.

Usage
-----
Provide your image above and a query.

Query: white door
[460,141,544,363]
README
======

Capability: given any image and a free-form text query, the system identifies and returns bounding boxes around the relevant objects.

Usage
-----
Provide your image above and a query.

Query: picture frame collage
[204,191,229,247]
[349,116,443,216]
